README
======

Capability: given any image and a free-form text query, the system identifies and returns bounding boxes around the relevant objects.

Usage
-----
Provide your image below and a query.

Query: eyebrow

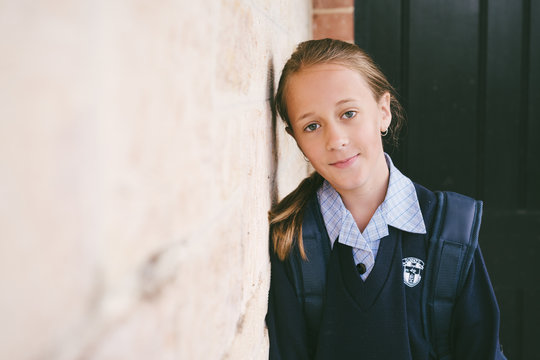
[296,112,315,122]
[336,98,357,106]
[295,99,358,123]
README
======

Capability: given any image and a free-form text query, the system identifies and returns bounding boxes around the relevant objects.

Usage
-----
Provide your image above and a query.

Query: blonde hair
[269,38,405,261]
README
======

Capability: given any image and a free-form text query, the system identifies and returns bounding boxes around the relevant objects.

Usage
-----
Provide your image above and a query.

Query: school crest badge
[402,257,424,287]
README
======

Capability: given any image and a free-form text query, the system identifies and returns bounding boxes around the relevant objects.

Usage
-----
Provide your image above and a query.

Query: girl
[266,39,504,359]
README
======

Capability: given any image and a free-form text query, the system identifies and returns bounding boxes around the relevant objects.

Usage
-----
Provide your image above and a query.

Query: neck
[339,156,390,232]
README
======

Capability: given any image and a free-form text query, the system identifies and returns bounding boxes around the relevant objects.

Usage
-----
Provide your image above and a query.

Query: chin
[328,178,367,193]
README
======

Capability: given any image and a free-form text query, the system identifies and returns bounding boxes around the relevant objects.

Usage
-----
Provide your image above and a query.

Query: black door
[355,0,540,358]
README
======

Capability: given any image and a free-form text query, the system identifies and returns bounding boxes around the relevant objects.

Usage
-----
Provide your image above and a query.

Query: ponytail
[269,172,324,260]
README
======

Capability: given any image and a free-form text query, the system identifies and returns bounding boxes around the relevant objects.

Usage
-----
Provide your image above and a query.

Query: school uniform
[266,155,503,359]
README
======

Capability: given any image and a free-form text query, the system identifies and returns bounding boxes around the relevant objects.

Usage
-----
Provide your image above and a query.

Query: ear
[378,92,392,132]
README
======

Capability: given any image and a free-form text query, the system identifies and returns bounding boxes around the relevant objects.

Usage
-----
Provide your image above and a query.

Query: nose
[325,123,349,151]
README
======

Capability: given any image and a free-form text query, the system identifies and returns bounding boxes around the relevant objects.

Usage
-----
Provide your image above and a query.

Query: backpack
[290,190,489,359]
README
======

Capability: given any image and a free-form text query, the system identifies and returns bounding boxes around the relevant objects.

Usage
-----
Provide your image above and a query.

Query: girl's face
[285,63,392,196]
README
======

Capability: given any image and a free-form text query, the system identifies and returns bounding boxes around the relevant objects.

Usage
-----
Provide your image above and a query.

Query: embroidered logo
[402,257,425,288]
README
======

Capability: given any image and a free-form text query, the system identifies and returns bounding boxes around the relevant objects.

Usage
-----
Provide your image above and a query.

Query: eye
[304,123,320,132]
[342,111,356,119]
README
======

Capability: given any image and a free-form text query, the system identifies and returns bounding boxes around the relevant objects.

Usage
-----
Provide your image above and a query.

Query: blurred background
[0,0,537,359]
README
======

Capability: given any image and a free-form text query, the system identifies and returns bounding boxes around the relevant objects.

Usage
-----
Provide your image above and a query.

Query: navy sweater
[266,184,502,359]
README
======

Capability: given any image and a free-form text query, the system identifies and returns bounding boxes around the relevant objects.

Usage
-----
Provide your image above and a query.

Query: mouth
[330,154,359,168]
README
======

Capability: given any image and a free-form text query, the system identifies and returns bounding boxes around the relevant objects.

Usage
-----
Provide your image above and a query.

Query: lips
[330,154,359,168]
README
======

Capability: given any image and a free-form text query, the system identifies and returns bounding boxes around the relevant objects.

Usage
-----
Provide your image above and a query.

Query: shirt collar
[381,153,427,234]
[316,180,344,246]
[316,153,426,246]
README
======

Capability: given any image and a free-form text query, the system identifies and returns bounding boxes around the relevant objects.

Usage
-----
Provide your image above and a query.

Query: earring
[381,129,389,137]
[303,155,310,162]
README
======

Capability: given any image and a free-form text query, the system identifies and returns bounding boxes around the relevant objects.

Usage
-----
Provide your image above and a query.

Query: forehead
[285,63,376,116]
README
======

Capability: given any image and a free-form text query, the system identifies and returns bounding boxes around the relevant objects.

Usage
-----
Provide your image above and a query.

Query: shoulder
[303,191,321,218]
[412,182,437,229]
[268,174,324,261]
[412,183,482,225]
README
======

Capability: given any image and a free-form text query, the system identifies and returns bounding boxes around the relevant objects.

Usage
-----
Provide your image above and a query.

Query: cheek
[292,134,310,154]
[297,138,326,163]
[356,128,384,153]
[357,122,379,139]
[297,138,317,156]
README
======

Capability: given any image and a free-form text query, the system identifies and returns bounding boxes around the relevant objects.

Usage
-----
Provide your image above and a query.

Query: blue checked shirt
[316,153,426,280]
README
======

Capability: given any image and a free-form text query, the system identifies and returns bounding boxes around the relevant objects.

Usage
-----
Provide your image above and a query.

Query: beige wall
[0,1,311,359]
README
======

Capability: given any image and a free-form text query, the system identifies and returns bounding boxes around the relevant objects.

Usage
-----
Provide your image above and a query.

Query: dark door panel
[484,0,524,208]
[527,0,540,207]
[407,0,480,198]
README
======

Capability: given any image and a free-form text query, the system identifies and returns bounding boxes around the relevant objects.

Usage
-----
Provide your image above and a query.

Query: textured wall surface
[0,0,311,359]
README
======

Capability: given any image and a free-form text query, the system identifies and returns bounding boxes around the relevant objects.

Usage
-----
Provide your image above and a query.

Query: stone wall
[0,1,311,359]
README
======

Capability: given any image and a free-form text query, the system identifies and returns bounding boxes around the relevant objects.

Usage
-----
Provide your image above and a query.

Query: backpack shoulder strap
[422,191,483,360]
[289,195,331,344]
